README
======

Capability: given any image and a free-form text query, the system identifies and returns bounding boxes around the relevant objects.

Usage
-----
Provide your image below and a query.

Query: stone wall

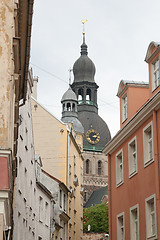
[83,233,108,240]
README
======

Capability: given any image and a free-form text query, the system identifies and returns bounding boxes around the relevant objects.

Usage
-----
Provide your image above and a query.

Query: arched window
[86,159,89,174]
[78,88,83,101]
[72,103,75,112]
[98,160,102,175]
[66,102,71,111]
[63,103,65,111]
[86,88,91,101]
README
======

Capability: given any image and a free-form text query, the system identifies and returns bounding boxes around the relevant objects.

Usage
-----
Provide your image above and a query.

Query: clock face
[86,129,100,144]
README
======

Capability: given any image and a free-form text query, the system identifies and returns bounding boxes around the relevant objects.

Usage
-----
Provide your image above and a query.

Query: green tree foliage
[83,202,109,233]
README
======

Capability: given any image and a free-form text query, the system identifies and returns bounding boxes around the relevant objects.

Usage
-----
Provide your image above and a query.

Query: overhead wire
[30,62,119,109]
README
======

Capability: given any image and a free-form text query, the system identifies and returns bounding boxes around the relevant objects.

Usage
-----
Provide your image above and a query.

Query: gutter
[67,130,71,188]
[22,0,34,102]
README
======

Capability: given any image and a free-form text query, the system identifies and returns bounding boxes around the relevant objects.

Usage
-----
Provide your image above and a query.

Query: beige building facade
[31,97,84,240]
[0,0,33,238]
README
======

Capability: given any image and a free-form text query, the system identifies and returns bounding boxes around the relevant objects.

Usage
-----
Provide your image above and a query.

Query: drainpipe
[67,130,71,188]
[108,154,112,240]
[153,110,160,236]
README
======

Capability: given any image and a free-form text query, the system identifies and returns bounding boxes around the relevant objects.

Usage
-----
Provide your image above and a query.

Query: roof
[84,186,108,208]
[41,169,70,193]
[117,80,149,97]
[61,86,78,102]
[31,96,65,125]
[145,41,160,63]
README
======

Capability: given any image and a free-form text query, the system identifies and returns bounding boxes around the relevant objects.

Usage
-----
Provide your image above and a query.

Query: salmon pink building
[103,41,160,240]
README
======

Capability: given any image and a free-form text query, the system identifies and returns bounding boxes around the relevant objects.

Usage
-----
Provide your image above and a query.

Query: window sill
[129,170,137,179]
[152,84,159,92]
[144,158,154,168]
[147,233,157,240]
[116,180,124,188]
[122,118,127,124]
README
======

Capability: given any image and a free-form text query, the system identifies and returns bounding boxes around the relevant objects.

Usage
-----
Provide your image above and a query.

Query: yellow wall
[31,98,83,239]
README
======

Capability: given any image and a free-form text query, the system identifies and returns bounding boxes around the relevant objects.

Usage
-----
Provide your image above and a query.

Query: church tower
[71,26,111,205]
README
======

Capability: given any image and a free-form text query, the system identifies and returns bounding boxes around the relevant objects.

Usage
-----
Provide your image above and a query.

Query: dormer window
[122,95,127,122]
[152,58,159,91]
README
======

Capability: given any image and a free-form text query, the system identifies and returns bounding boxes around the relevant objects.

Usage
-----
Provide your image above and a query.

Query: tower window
[72,103,75,112]
[86,89,91,101]
[86,159,90,174]
[67,103,71,111]
[63,103,65,111]
[78,88,83,101]
[98,160,102,175]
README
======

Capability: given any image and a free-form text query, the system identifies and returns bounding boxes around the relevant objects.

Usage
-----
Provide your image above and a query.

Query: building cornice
[103,90,160,154]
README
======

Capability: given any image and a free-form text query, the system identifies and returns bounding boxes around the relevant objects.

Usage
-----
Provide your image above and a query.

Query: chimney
[32,76,38,100]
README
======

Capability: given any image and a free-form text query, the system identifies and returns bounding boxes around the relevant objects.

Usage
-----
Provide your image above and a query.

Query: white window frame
[143,121,154,167]
[117,212,125,240]
[122,94,127,122]
[128,136,138,178]
[130,204,139,240]
[116,150,123,187]
[145,194,157,240]
[152,58,159,91]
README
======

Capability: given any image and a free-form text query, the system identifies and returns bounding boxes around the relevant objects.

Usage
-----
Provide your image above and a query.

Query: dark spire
[81,33,88,55]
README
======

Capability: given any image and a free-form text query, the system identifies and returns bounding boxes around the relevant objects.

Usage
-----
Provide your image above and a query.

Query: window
[64,194,66,211]
[152,58,159,91]
[84,192,87,202]
[145,194,157,239]
[60,189,62,208]
[45,202,49,226]
[86,159,90,174]
[39,196,43,222]
[130,204,139,240]
[128,137,137,177]
[98,160,102,175]
[117,212,125,240]
[143,122,154,167]
[116,150,123,187]
[122,95,127,122]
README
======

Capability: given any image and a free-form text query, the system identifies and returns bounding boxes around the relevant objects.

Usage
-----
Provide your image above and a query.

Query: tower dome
[61,86,84,134]
[71,31,111,151]
[73,34,96,83]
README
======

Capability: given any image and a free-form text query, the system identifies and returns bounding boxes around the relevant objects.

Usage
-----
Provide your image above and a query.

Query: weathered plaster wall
[0,0,15,149]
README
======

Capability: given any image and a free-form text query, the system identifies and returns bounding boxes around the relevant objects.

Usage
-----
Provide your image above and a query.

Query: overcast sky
[30,0,160,137]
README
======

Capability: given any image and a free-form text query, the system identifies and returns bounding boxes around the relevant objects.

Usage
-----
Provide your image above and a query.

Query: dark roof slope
[84,186,108,208]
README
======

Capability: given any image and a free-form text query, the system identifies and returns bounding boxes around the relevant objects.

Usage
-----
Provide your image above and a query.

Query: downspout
[153,110,160,237]
[67,130,71,188]
[108,154,112,239]
[67,130,71,240]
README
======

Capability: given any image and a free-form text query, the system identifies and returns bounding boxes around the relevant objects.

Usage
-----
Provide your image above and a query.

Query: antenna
[68,68,73,85]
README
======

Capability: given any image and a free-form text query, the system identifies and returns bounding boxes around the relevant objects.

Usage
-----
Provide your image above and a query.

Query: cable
[30,62,68,85]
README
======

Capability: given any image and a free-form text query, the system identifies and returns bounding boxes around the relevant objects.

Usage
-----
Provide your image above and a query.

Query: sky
[30,0,160,137]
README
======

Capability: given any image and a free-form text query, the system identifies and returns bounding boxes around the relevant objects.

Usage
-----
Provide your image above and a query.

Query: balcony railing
[78,100,97,107]
[83,145,103,152]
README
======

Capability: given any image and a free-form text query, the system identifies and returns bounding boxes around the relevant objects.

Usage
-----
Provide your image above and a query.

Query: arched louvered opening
[63,103,65,111]
[86,88,91,101]
[98,160,102,175]
[66,102,71,111]
[78,88,83,101]
[72,103,75,112]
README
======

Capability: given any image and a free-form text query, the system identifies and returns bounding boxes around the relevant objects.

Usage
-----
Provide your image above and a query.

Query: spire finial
[81,19,88,55]
[81,19,87,43]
